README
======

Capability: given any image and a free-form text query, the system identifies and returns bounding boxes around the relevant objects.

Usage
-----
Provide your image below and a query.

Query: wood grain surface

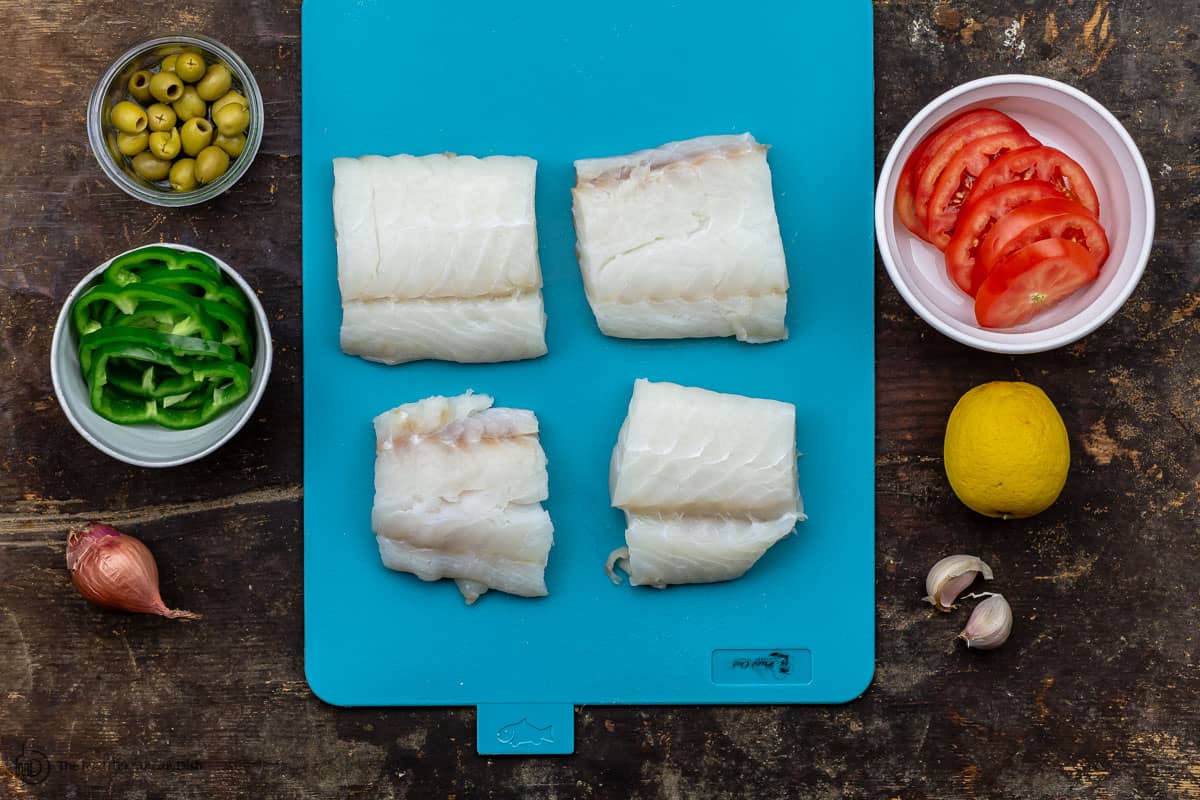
[1,1,1196,797]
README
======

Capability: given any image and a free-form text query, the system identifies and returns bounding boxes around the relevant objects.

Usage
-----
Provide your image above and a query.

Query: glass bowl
[87,33,264,207]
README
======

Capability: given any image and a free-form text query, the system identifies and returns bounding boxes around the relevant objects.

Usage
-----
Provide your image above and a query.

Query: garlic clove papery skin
[923,554,994,612]
[958,593,1012,650]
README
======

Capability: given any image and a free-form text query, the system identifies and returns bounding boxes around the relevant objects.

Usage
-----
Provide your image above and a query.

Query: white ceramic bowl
[50,244,272,467]
[876,74,1154,353]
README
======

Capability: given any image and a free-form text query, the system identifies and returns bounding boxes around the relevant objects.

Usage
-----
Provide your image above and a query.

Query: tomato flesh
[946,180,1063,296]
[969,145,1101,218]
[890,108,1110,329]
[913,110,1025,176]
[975,238,1101,329]
[895,137,932,240]
[923,131,1040,250]
[976,197,1109,275]
[911,111,1029,242]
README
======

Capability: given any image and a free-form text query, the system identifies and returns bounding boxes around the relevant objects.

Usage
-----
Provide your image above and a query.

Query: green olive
[169,158,198,192]
[195,63,232,102]
[210,90,248,116]
[145,103,176,132]
[213,102,250,136]
[127,70,153,104]
[213,131,246,158]
[117,130,149,156]
[180,117,214,156]
[148,127,182,160]
[131,151,171,181]
[194,145,230,185]
[175,51,206,83]
[160,54,178,73]
[149,71,184,103]
[172,85,207,122]
[110,101,148,134]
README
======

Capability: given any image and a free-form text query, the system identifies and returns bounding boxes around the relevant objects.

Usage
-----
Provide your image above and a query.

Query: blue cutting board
[302,0,875,755]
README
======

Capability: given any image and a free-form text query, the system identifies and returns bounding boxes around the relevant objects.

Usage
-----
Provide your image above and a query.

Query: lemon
[943,381,1070,519]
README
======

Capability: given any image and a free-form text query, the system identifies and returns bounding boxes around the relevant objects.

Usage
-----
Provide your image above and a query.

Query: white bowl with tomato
[876,74,1154,353]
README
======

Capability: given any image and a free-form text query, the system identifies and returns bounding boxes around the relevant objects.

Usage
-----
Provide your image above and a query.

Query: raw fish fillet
[333,153,547,364]
[571,134,789,343]
[372,393,554,603]
[605,379,804,588]
[341,294,547,365]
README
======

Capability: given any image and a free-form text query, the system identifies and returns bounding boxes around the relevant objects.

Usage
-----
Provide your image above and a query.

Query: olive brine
[112,51,250,191]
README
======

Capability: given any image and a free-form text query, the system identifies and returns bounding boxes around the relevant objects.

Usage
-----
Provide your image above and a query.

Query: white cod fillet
[372,392,554,603]
[333,153,547,364]
[571,134,789,343]
[605,379,804,588]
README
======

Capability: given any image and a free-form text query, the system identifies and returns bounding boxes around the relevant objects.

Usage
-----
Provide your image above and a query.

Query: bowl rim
[87,32,264,208]
[875,73,1155,354]
[49,243,273,468]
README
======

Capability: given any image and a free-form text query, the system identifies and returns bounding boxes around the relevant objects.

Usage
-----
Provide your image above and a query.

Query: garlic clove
[958,593,1012,650]
[923,554,994,612]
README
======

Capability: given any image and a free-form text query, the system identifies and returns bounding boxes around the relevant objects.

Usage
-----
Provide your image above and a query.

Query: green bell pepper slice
[136,265,250,314]
[107,302,206,337]
[106,361,206,400]
[103,245,222,287]
[162,388,209,410]
[74,284,251,363]
[87,343,252,430]
[72,283,220,339]
[203,300,254,363]
[78,327,234,374]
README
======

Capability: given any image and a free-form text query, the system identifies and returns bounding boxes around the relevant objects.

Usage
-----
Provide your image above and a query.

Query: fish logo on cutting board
[496,718,554,748]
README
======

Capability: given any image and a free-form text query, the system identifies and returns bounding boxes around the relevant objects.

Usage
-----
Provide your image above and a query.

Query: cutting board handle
[476,703,575,755]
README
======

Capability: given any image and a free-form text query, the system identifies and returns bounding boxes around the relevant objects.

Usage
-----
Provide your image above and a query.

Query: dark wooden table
[2,2,1196,797]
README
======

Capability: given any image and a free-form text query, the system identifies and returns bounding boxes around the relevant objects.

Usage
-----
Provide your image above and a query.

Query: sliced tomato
[913,109,1026,175]
[895,137,932,240]
[912,110,1027,239]
[976,197,1109,275]
[969,145,1101,218]
[945,180,1063,296]
[975,238,1101,328]
[922,130,1040,250]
